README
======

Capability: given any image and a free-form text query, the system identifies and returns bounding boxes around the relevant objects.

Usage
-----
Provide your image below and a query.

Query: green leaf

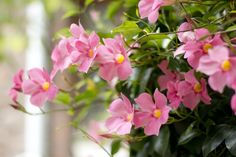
[225,127,236,156]
[138,34,170,43]
[112,21,142,40]
[62,10,79,19]
[153,126,171,157]
[178,122,201,145]
[202,124,231,157]
[105,1,123,19]
[226,25,236,31]
[55,92,71,105]
[111,140,121,155]
[85,0,93,7]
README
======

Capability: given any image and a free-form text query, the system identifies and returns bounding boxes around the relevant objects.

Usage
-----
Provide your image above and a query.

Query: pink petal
[144,118,161,136]
[89,31,100,48]
[30,92,48,107]
[210,34,225,46]
[138,0,153,18]
[28,68,46,84]
[98,63,117,81]
[184,70,197,85]
[117,61,132,80]
[105,117,124,133]
[208,71,227,93]
[133,112,151,128]
[182,92,200,110]
[95,45,114,63]
[197,55,220,75]
[108,98,128,117]
[47,84,58,100]
[78,57,95,73]
[148,9,159,23]
[135,93,155,112]
[174,45,186,57]
[22,80,40,95]
[208,46,229,63]
[70,23,85,38]
[194,28,210,41]
[121,93,133,113]
[154,88,167,109]
[116,122,132,135]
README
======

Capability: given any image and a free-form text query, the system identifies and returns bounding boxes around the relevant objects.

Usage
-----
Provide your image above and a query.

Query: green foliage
[111,140,122,155]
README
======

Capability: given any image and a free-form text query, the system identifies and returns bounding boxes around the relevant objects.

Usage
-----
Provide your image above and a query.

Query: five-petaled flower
[22,68,58,107]
[105,93,134,135]
[133,89,171,136]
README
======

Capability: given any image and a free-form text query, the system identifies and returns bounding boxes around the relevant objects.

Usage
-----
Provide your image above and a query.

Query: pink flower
[133,89,171,136]
[175,27,225,69]
[177,22,195,43]
[167,81,182,109]
[69,23,100,73]
[178,70,211,110]
[158,60,181,90]
[138,0,175,23]
[198,46,236,93]
[105,93,134,135]
[88,121,104,142]
[96,36,132,81]
[22,68,58,107]
[9,69,24,102]
[231,94,236,115]
[51,38,74,79]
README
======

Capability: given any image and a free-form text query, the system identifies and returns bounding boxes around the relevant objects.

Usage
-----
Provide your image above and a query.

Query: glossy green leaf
[202,124,231,157]
[112,21,142,40]
[153,126,171,157]
[178,122,201,145]
[225,127,236,156]
[111,140,121,155]
[55,92,71,105]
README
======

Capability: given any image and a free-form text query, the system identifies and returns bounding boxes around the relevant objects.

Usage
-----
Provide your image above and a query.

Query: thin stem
[78,128,113,157]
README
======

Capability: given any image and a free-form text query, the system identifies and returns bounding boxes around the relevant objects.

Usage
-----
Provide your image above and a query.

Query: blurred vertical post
[24,1,50,157]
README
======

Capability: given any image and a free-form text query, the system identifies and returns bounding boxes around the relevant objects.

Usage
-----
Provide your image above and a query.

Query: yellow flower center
[88,49,94,58]
[42,82,50,91]
[153,109,162,119]
[221,60,231,72]
[203,43,213,54]
[194,83,202,93]
[115,54,125,64]
[126,114,133,122]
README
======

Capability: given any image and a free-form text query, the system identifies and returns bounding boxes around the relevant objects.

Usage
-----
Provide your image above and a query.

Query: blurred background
[0,0,132,156]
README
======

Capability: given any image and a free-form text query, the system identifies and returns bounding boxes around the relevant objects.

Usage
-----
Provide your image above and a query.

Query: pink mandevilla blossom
[178,70,211,110]
[96,36,132,82]
[158,60,181,91]
[133,89,171,136]
[69,23,100,73]
[175,24,225,69]
[138,0,175,23]
[51,38,74,79]
[105,93,134,135]
[22,68,58,107]
[9,69,24,102]
[167,81,182,109]
[198,46,236,93]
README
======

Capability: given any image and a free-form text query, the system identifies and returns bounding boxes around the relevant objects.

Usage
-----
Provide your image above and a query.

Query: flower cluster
[9,68,58,107]
[8,0,236,139]
[9,23,133,107]
[174,22,236,114]
[106,89,170,136]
